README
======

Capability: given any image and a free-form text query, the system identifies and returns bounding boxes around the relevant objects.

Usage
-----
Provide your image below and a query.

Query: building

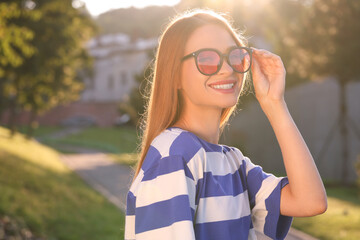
[82,34,157,103]
[36,34,157,127]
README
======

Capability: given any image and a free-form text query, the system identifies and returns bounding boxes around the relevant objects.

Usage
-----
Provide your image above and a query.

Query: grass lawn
[39,126,140,166]
[17,125,63,137]
[40,126,138,152]
[0,126,125,240]
[293,186,360,240]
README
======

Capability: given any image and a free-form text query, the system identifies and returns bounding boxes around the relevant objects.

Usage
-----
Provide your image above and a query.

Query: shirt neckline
[167,126,225,152]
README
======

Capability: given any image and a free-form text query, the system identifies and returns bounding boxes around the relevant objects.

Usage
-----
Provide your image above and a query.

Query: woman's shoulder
[142,127,247,173]
[150,127,203,160]
[151,127,244,158]
[140,127,204,176]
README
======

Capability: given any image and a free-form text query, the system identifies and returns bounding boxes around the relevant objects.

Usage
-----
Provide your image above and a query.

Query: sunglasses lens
[229,48,251,73]
[197,50,220,75]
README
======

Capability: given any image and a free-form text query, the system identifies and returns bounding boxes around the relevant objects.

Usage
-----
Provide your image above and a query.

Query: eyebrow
[225,45,239,52]
[186,45,240,56]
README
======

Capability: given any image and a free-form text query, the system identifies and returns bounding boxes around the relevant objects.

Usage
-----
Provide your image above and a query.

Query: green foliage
[0,0,97,137]
[0,3,39,76]
[265,0,360,83]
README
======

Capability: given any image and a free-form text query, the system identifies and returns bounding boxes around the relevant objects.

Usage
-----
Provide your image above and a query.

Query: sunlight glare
[81,0,181,16]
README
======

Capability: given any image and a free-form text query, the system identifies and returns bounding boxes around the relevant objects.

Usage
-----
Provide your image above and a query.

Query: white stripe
[205,152,244,176]
[136,170,196,209]
[244,156,259,175]
[248,228,258,240]
[151,129,180,158]
[129,169,144,197]
[135,220,196,240]
[124,215,135,240]
[187,149,246,179]
[254,230,272,240]
[251,175,282,233]
[187,148,206,180]
[196,191,251,224]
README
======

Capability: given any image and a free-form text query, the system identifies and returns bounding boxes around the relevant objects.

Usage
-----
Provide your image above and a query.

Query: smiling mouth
[210,83,235,89]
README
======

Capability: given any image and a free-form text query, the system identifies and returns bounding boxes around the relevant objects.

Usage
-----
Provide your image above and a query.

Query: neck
[173,103,222,145]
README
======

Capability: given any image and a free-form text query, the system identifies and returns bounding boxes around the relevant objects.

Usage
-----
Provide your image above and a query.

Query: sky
[78,0,181,16]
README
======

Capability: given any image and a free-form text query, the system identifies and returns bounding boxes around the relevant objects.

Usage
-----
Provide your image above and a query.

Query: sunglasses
[181,46,252,76]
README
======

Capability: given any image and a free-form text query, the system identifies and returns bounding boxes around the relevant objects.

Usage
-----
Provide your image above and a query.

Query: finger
[251,56,261,74]
[252,48,284,69]
[251,47,272,57]
[251,48,280,61]
[250,57,269,98]
[251,57,266,82]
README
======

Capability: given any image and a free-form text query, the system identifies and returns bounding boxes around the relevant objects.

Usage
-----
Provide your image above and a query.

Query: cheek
[181,61,206,89]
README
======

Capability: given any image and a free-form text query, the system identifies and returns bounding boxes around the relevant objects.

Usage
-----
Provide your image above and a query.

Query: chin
[218,99,238,108]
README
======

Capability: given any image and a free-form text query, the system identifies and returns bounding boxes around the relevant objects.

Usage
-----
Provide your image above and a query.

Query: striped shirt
[125,127,292,240]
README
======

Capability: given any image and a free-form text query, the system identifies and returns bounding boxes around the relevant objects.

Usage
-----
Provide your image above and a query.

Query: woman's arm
[250,48,327,217]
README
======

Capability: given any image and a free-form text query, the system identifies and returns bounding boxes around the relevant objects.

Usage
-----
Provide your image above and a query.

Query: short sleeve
[125,155,196,240]
[244,157,293,240]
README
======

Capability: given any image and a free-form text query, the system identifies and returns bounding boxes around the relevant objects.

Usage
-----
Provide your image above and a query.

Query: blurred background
[0,0,359,239]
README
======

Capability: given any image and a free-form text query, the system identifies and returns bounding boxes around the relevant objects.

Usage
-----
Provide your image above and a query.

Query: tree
[0,0,97,137]
[266,0,360,183]
[0,2,39,122]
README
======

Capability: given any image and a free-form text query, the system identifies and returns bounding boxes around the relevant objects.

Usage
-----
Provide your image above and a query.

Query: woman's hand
[250,48,286,106]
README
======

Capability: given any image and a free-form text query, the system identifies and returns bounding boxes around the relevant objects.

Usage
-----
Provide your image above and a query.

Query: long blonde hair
[134,9,248,179]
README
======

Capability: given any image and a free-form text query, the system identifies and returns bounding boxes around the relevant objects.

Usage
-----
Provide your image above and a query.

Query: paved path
[59,151,318,240]
[60,153,133,212]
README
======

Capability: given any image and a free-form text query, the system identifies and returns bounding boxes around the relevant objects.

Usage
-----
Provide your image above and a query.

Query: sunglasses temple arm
[249,68,256,95]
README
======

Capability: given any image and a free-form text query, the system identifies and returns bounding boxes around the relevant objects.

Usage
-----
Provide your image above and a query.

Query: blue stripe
[135,195,194,234]
[222,145,231,153]
[196,170,247,202]
[264,177,292,240]
[142,155,194,181]
[141,145,161,172]
[192,134,223,153]
[194,216,252,240]
[126,191,136,215]
[247,165,270,209]
[169,131,203,162]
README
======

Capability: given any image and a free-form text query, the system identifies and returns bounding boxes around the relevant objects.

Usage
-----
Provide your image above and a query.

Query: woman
[125,9,327,240]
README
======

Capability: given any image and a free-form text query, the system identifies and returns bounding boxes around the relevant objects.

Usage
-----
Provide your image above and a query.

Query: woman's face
[179,24,244,111]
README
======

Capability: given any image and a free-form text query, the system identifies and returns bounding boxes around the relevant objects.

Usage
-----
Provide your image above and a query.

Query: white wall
[81,50,149,102]
[81,35,156,103]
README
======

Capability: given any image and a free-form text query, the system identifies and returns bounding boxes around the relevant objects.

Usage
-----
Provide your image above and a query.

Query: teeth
[211,83,234,89]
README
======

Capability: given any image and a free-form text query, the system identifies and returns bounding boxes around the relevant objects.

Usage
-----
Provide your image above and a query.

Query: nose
[218,59,233,75]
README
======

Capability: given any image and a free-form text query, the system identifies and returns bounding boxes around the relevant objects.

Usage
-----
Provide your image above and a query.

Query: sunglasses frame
[181,46,252,76]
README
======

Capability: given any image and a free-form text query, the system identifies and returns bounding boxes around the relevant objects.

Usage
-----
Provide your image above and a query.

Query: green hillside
[0,126,125,240]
